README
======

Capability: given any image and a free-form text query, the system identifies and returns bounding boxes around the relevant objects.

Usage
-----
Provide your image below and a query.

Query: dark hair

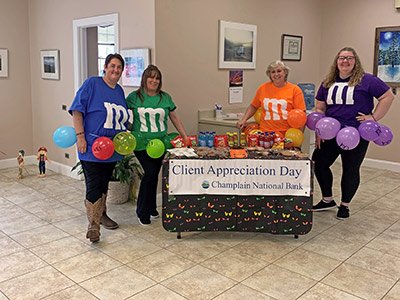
[104,53,125,72]
[136,65,164,103]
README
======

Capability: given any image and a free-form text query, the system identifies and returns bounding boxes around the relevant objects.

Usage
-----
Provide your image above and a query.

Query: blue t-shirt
[316,73,389,128]
[69,77,129,162]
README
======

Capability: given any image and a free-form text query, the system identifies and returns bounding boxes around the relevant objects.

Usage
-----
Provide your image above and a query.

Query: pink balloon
[336,127,360,150]
[306,112,324,131]
[315,117,341,140]
[373,125,393,146]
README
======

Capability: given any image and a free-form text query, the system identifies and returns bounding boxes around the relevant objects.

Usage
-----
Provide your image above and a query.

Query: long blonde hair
[323,47,365,88]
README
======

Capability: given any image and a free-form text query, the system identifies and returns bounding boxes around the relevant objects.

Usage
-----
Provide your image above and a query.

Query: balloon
[132,131,147,149]
[162,135,174,150]
[113,132,136,155]
[146,139,165,158]
[254,108,262,124]
[92,137,114,160]
[287,109,307,128]
[373,125,393,146]
[53,126,77,148]
[315,117,341,140]
[306,112,325,131]
[285,128,304,147]
[358,120,380,141]
[336,127,360,150]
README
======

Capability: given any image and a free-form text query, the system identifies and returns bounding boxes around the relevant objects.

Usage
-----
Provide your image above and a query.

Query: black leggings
[134,150,165,220]
[81,160,117,204]
[312,138,369,204]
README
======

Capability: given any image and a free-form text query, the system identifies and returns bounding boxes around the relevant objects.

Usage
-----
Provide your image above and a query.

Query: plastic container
[233,132,239,147]
[240,132,246,148]
[198,131,207,147]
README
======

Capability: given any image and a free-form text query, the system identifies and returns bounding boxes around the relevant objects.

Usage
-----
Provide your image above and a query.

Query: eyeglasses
[338,56,355,61]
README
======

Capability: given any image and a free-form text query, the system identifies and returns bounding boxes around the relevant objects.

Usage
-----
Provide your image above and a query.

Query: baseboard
[363,158,400,173]
[0,156,81,180]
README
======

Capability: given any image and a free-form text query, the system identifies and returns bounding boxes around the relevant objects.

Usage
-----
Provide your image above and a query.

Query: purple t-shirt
[316,73,389,128]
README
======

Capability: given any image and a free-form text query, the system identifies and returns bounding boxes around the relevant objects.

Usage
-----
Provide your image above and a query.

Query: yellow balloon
[285,128,304,147]
[254,108,262,124]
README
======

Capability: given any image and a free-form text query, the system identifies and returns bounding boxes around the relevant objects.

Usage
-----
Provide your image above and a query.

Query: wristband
[76,131,85,136]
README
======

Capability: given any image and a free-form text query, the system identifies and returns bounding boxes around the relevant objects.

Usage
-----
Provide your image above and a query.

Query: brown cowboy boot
[100,194,119,230]
[85,199,102,242]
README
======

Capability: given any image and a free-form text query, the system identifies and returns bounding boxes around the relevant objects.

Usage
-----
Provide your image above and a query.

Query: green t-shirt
[126,90,176,150]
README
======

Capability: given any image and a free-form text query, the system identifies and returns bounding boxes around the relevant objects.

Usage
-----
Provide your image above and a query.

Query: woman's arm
[356,89,394,122]
[237,104,258,131]
[72,110,87,153]
[314,100,327,149]
[169,110,190,146]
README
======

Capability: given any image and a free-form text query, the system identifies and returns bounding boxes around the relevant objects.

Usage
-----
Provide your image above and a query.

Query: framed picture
[120,48,150,87]
[0,48,8,77]
[40,50,60,80]
[281,34,303,61]
[373,26,400,88]
[219,20,257,69]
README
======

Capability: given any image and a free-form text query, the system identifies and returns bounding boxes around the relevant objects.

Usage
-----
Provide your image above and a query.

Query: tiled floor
[0,163,400,300]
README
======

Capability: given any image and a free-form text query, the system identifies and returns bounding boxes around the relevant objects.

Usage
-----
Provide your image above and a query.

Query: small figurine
[37,147,50,177]
[17,150,25,179]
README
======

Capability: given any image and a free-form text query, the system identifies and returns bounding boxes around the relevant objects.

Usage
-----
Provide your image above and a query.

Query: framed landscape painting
[374,26,400,88]
[40,49,60,80]
[219,20,257,69]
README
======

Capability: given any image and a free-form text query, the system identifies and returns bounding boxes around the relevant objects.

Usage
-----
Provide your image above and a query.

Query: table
[161,155,313,239]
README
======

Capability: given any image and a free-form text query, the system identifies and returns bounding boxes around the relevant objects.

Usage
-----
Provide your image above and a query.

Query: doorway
[73,13,119,93]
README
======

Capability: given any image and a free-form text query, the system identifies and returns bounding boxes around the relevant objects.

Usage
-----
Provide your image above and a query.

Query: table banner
[169,159,311,196]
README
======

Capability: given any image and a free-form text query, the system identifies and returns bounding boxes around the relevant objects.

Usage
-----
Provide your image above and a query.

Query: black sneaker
[313,199,337,211]
[150,211,160,219]
[336,205,350,220]
[138,217,151,226]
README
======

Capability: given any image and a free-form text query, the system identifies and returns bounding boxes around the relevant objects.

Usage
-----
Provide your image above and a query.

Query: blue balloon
[53,126,77,148]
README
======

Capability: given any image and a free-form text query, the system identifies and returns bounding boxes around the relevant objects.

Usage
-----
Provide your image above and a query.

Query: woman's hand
[356,112,375,123]
[237,119,246,131]
[76,135,87,153]
[183,138,191,148]
[315,134,323,149]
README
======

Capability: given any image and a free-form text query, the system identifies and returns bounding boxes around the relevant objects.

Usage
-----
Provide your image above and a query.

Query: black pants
[39,161,46,174]
[134,150,165,221]
[312,138,369,204]
[81,160,117,204]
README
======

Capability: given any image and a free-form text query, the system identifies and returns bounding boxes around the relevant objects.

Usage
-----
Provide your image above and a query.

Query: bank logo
[202,181,210,189]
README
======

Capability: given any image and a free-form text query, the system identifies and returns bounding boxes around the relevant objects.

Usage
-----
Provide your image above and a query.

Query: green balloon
[113,132,136,155]
[162,135,174,150]
[146,139,165,158]
[132,131,147,149]
[168,132,179,139]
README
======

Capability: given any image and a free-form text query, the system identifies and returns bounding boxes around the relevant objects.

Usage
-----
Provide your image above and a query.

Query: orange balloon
[287,109,307,128]
[285,128,304,147]
[254,108,262,124]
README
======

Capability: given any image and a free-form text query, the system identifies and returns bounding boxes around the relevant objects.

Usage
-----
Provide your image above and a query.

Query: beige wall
[1,0,399,166]
[27,0,155,165]
[155,0,323,136]
[320,0,400,162]
[0,0,33,160]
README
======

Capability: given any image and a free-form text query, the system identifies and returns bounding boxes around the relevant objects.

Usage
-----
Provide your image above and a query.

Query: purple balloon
[358,120,380,141]
[336,127,360,150]
[306,112,325,131]
[315,117,341,140]
[373,125,393,146]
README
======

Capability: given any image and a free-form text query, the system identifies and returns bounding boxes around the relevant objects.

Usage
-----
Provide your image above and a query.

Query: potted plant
[71,154,144,204]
